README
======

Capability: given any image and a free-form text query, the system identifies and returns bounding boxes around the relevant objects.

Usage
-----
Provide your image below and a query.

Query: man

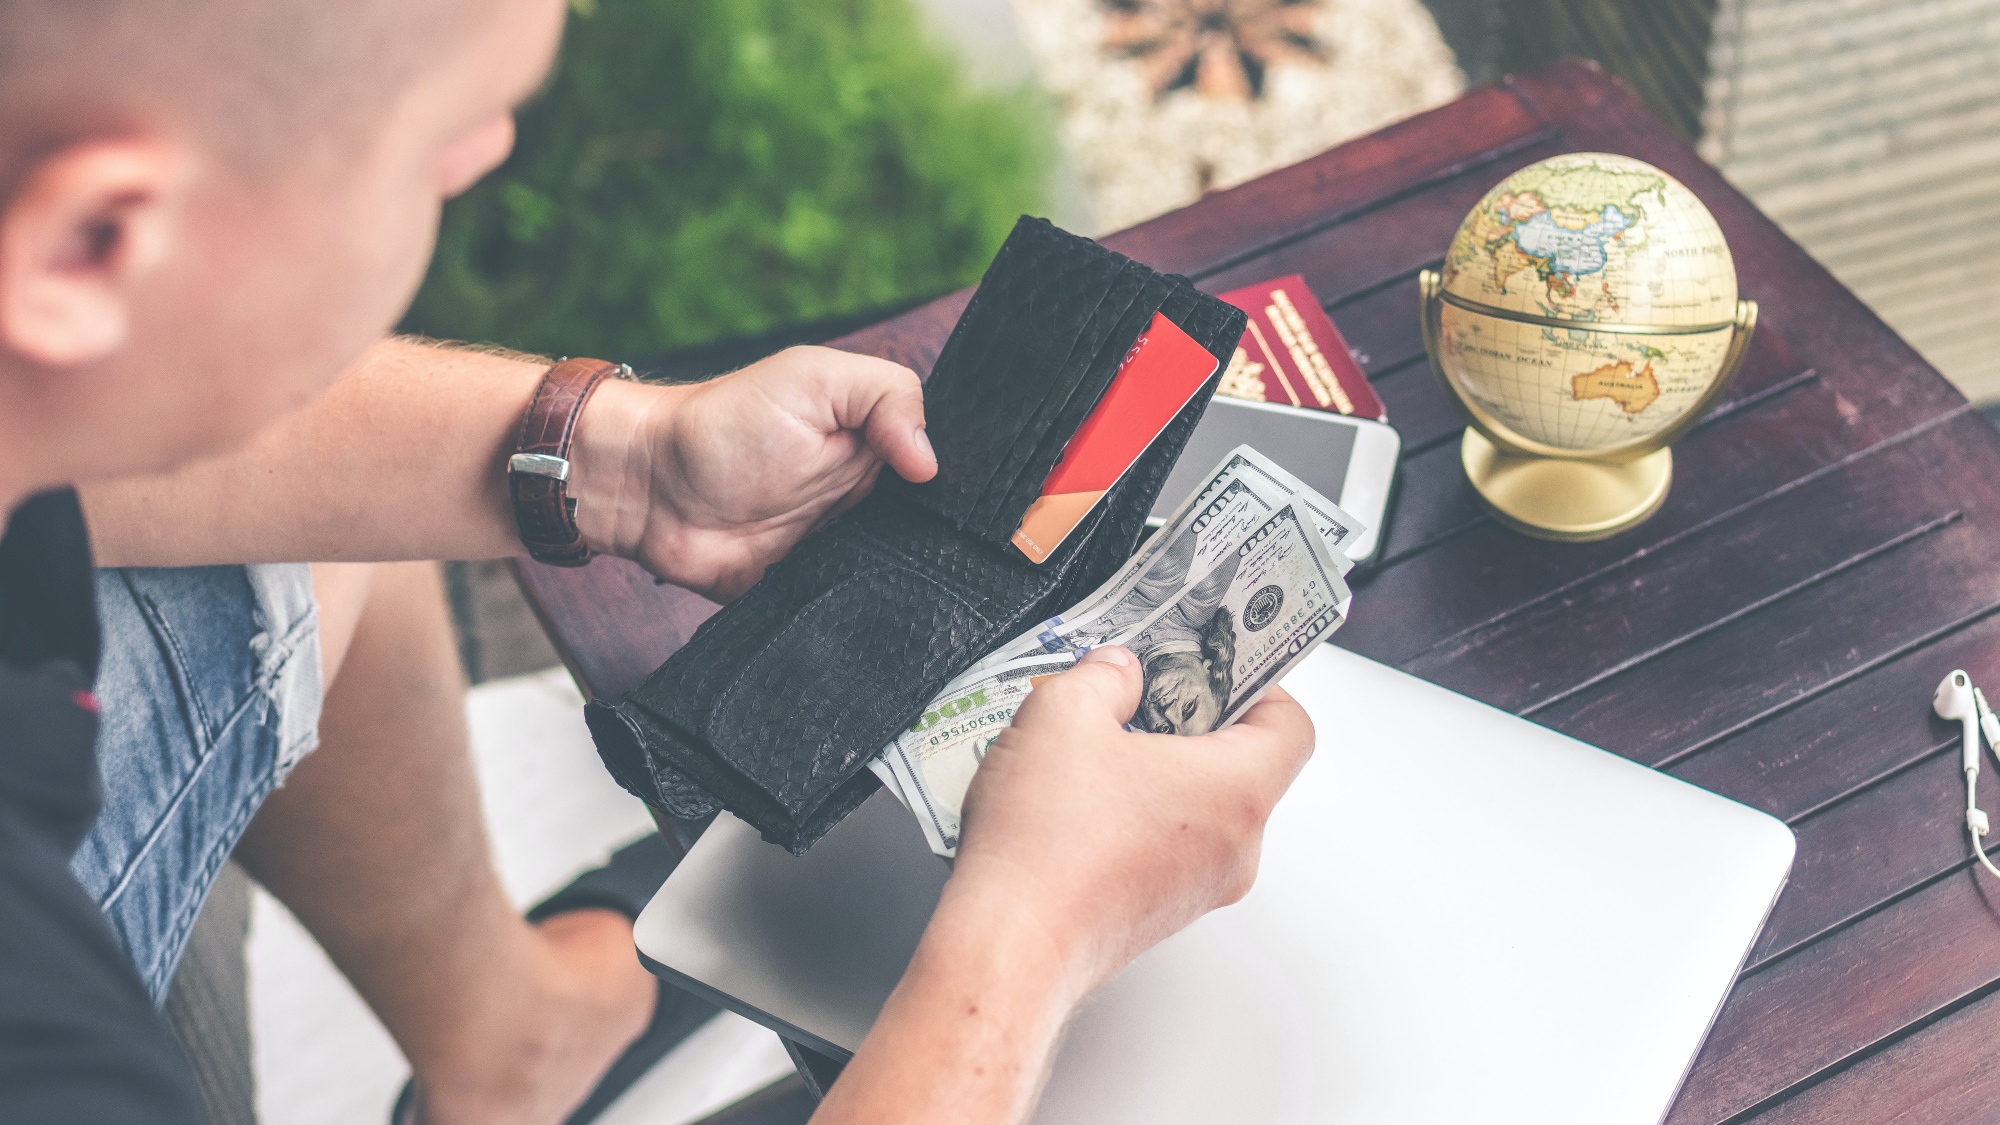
[0,5,1315,1125]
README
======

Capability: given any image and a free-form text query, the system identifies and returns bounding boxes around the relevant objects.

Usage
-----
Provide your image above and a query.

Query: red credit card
[1216,275,1385,421]
[1011,312,1219,564]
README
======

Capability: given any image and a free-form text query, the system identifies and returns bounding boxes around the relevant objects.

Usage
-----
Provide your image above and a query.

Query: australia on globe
[1437,152,1740,453]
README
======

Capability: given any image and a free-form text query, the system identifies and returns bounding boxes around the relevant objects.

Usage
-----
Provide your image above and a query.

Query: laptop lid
[635,644,1794,1124]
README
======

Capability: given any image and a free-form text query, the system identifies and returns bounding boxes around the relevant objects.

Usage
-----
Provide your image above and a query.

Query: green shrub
[403,0,1048,358]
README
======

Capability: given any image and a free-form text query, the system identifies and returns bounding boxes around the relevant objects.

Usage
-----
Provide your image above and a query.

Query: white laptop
[634,644,1795,1124]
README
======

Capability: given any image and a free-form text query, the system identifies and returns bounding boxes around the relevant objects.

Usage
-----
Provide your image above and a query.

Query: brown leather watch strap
[508,358,626,567]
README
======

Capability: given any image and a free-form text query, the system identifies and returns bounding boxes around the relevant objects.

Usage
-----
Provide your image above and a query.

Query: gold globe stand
[1418,270,1758,543]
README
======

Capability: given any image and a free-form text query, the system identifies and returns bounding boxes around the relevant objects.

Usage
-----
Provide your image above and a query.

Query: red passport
[1215,275,1386,421]
[1010,313,1219,564]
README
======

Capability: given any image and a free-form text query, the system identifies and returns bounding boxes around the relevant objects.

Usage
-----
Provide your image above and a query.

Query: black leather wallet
[585,217,1248,853]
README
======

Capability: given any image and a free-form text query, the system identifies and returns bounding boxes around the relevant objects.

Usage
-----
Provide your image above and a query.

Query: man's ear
[0,139,185,367]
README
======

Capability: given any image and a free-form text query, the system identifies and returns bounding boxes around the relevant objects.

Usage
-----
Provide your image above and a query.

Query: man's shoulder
[0,813,201,1124]
[0,488,99,673]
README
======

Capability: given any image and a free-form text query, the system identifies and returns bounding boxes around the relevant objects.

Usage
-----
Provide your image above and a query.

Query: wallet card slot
[965,268,1175,535]
[970,272,1184,539]
[905,221,1119,518]
[892,219,1160,543]
[954,256,1151,529]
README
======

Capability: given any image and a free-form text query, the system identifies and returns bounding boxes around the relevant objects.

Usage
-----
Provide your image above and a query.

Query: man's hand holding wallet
[592,218,1323,1125]
[583,216,1352,860]
[564,345,940,602]
[543,217,1327,1124]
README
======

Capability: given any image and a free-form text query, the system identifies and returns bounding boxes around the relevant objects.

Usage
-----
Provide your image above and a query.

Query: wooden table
[518,61,2000,1124]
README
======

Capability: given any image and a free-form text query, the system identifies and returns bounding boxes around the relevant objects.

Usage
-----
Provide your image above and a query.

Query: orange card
[1011,313,1220,563]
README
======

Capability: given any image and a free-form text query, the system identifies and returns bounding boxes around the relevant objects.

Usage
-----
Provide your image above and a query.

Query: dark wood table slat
[1735,984,2000,1125]
[1668,609,2000,834]
[512,62,2000,1121]
[1403,414,1996,717]
[1665,866,2000,1125]
[1341,378,1970,666]
[1527,516,1999,779]
[1326,275,1432,377]
[1748,753,2000,969]
[1368,360,1465,459]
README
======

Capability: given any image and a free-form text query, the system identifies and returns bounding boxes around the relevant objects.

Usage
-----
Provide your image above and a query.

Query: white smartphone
[1150,397,1401,564]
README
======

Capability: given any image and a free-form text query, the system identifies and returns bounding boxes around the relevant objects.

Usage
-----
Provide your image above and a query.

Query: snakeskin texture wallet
[584,217,1248,853]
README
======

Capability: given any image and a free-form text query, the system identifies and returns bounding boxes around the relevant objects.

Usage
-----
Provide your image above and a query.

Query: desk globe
[1419,152,1757,541]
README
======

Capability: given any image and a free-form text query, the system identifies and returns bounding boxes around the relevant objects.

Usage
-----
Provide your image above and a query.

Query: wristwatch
[508,357,630,567]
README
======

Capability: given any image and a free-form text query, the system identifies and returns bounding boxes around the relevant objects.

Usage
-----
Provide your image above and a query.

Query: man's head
[0,0,566,497]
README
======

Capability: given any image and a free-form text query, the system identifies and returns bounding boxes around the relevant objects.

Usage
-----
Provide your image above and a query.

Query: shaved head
[0,0,480,180]
[0,0,562,497]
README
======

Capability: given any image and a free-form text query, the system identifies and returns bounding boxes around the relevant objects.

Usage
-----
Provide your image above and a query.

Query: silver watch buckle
[508,453,572,481]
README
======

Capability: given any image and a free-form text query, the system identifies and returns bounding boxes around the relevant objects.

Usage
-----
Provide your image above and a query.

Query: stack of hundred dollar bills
[870,446,1363,857]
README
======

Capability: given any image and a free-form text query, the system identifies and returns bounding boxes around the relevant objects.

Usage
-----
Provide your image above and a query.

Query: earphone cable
[1973,824,2000,880]
[1976,686,2000,769]
[1970,768,2000,879]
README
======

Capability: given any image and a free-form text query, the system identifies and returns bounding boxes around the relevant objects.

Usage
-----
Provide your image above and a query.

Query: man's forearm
[812,879,1084,1125]
[83,338,547,567]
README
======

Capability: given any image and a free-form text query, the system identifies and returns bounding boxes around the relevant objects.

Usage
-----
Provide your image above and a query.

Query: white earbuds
[1935,670,1982,774]
[1934,669,2000,878]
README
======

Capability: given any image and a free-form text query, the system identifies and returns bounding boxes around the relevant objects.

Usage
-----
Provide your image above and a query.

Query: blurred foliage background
[402,0,1048,361]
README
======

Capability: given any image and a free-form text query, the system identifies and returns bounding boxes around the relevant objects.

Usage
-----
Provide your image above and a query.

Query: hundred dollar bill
[874,747,915,814]
[1139,445,1363,576]
[879,501,1349,857]
[974,446,1362,673]
[868,653,1078,855]
[1119,501,1350,735]
[973,476,1276,671]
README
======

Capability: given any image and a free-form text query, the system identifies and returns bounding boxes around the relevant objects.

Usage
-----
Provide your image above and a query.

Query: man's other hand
[952,645,1316,997]
[570,346,936,601]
